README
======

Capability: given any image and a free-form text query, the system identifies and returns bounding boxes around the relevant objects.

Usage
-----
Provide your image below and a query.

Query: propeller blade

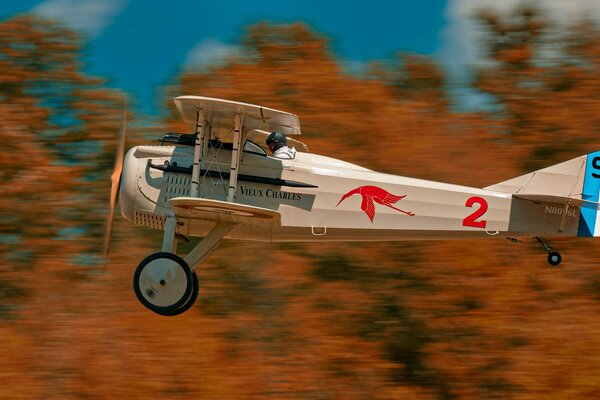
[102,100,127,262]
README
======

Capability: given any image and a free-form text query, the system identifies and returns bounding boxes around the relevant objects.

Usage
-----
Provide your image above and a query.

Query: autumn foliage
[2,8,600,399]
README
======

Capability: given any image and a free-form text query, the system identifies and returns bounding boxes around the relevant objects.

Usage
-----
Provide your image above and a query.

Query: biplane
[104,96,600,316]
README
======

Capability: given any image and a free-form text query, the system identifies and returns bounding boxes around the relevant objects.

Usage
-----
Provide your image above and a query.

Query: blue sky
[2,0,600,115]
[0,0,447,114]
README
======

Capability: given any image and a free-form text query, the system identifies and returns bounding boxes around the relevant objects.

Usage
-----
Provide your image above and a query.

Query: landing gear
[547,252,562,267]
[133,252,197,316]
[536,237,562,267]
[133,219,234,316]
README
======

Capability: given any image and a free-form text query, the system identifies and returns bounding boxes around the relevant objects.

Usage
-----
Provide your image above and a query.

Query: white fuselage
[119,145,580,242]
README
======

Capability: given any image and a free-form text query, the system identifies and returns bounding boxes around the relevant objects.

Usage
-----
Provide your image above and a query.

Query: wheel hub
[133,252,194,313]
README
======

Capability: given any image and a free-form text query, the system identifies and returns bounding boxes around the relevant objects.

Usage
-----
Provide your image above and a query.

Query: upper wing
[173,96,301,137]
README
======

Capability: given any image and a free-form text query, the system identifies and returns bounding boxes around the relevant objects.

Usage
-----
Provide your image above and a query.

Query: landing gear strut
[536,237,562,266]
[133,216,234,316]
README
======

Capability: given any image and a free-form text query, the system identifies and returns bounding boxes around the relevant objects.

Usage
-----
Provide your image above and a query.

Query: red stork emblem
[336,185,415,223]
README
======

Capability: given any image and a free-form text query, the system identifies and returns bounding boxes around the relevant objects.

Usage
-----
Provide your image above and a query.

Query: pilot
[266,131,296,159]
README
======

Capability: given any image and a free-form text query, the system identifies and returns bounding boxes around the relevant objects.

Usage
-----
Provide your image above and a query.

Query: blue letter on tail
[578,152,600,237]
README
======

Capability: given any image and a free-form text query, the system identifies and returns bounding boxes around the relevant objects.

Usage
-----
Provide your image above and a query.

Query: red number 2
[463,196,488,228]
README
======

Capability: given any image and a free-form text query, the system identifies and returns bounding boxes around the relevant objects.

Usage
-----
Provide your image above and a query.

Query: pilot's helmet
[266,131,287,151]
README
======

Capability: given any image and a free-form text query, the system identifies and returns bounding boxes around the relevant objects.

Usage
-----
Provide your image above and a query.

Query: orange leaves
[4,11,600,399]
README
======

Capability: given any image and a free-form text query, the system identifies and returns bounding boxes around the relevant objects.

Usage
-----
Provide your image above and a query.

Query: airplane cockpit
[158,130,308,160]
[159,133,269,157]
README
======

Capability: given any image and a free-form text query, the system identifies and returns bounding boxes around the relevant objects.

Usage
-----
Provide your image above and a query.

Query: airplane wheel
[157,272,199,316]
[547,251,562,266]
[133,252,193,315]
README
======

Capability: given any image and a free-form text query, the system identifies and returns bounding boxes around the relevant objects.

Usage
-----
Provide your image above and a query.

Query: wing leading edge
[173,96,301,137]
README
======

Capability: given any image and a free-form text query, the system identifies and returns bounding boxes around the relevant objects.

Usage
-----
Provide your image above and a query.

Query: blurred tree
[163,22,520,398]
[160,20,600,399]
[0,15,125,307]
[1,12,600,400]
[389,52,448,113]
[166,23,480,181]
[474,7,600,170]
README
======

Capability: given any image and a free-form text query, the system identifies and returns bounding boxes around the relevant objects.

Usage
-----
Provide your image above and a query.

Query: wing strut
[191,108,206,197]
[227,112,243,202]
[184,222,234,270]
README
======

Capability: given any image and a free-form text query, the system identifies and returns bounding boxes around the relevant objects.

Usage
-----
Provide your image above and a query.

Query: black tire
[547,251,562,266]
[133,252,193,315]
[156,272,199,317]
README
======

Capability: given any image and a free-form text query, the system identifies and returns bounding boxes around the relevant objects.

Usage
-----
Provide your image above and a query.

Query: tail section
[484,154,588,198]
[485,152,600,237]
[578,152,600,237]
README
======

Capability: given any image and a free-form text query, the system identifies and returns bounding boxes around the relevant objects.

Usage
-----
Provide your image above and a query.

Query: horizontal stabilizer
[485,155,587,198]
[489,151,600,237]
[513,194,585,207]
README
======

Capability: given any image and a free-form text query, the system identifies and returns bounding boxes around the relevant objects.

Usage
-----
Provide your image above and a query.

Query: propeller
[102,101,127,263]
